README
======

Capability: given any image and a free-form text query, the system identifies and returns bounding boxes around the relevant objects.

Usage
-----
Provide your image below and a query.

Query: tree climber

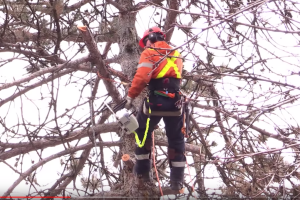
[124,26,185,191]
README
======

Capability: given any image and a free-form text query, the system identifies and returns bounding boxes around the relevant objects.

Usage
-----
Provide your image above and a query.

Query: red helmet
[139,26,165,48]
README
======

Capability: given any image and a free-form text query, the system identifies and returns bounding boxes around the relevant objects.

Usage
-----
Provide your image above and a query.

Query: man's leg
[134,110,162,182]
[163,115,186,190]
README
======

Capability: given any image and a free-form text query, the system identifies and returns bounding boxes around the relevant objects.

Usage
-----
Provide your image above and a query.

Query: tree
[1,0,300,199]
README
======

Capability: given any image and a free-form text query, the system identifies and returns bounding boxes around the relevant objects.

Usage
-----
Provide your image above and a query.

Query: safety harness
[135,79,191,149]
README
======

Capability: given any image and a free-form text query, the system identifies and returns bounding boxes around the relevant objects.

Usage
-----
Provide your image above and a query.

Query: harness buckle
[163,88,168,94]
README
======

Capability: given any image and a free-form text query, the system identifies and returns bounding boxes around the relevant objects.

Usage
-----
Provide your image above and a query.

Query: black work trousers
[134,104,186,182]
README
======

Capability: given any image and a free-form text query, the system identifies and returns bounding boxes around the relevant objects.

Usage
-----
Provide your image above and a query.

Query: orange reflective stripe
[156,50,181,79]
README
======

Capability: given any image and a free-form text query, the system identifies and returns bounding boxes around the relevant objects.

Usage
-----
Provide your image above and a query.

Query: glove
[124,96,133,110]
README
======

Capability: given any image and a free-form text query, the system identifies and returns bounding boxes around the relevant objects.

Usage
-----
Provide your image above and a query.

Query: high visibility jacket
[128,41,183,99]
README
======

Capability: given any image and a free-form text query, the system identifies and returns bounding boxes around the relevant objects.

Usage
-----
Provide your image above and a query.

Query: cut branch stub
[122,154,134,169]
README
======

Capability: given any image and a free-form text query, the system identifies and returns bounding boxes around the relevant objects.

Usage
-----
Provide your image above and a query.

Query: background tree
[1,0,300,199]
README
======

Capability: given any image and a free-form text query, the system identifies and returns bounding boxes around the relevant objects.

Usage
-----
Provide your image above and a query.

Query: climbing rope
[186,160,196,197]
[152,132,164,198]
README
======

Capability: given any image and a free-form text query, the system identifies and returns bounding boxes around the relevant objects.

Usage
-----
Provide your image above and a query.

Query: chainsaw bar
[112,99,127,113]
[101,99,127,113]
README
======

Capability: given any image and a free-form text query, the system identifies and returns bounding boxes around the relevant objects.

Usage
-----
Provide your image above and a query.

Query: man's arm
[127,51,153,99]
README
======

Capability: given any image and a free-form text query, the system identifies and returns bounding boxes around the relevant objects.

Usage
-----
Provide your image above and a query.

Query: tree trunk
[113,1,160,198]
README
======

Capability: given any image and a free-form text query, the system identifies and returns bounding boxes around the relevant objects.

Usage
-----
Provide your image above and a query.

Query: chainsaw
[104,99,139,135]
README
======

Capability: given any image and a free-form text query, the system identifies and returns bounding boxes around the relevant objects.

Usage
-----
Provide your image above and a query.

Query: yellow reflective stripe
[156,50,181,79]
[173,58,181,78]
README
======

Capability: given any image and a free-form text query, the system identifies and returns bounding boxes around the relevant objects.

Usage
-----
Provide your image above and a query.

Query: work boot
[137,171,152,182]
[170,181,183,190]
[135,171,153,186]
[133,158,152,185]
[170,164,185,190]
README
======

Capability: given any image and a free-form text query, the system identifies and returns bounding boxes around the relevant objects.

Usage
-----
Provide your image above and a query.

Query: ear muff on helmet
[148,32,157,43]
[146,32,165,45]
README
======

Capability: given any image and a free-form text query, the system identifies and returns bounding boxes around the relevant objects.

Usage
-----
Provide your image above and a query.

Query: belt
[148,77,181,91]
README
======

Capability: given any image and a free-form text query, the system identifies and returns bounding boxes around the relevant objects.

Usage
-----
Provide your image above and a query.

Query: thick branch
[0,31,118,44]
[0,44,65,63]
[0,68,75,107]
[104,54,122,64]
[78,26,122,103]
[155,137,205,158]
[163,0,179,41]
[65,0,93,12]
[0,122,119,160]
[0,56,89,91]
[106,0,126,12]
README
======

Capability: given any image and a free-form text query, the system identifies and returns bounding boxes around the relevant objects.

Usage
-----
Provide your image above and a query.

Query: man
[125,27,185,190]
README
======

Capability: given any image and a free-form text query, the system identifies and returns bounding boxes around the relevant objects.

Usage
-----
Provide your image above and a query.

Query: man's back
[128,41,183,99]
[141,41,183,79]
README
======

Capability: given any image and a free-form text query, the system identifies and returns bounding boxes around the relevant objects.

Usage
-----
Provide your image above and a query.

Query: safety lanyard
[133,97,151,148]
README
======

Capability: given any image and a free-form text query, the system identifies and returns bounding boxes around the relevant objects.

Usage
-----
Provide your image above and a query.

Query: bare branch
[163,0,179,41]
[2,140,121,197]
[0,122,119,160]
[106,0,126,12]
[78,26,122,103]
